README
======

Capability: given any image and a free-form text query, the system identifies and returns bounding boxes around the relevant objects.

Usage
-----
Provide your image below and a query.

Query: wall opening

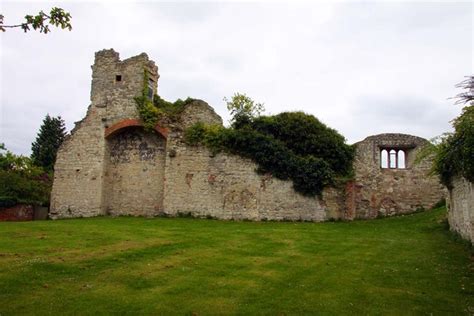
[104,126,166,216]
[147,78,154,100]
[381,148,407,169]
[381,149,388,168]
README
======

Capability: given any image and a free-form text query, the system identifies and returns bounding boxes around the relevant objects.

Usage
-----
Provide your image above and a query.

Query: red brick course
[0,204,34,221]
[104,119,168,139]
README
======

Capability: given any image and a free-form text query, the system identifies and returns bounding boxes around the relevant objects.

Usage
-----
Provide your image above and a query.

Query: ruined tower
[50,49,164,218]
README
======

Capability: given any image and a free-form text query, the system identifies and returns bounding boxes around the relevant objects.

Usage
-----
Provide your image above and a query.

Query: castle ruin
[50,49,445,221]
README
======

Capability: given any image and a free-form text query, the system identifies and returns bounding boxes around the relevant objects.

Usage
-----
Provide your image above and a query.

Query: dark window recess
[147,77,154,100]
[115,75,122,82]
[147,87,153,100]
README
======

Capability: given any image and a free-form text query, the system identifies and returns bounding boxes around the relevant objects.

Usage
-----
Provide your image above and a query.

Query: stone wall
[448,176,474,243]
[162,100,343,221]
[350,134,445,219]
[50,49,445,222]
[0,204,34,221]
[50,49,159,219]
[105,127,166,216]
[163,141,334,221]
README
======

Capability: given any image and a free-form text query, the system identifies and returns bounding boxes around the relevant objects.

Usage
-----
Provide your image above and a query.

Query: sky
[1,0,472,155]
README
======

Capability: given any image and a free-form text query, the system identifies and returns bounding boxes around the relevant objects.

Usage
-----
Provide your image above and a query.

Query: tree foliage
[31,114,66,172]
[185,96,354,197]
[429,76,474,187]
[433,105,474,187]
[453,75,474,105]
[0,7,72,33]
[251,112,354,176]
[0,144,51,206]
[225,92,264,128]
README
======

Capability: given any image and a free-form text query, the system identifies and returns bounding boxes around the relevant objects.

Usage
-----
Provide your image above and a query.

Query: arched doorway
[104,122,166,216]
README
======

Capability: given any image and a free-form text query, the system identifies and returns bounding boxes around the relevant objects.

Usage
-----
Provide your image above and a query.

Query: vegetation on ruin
[185,93,354,196]
[135,70,195,131]
[420,76,474,187]
[432,105,474,187]
[0,144,51,207]
[0,207,472,314]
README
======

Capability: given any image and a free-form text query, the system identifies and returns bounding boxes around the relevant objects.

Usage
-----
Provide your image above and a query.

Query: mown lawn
[0,207,472,315]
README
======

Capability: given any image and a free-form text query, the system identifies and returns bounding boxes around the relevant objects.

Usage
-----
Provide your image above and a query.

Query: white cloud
[0,1,471,154]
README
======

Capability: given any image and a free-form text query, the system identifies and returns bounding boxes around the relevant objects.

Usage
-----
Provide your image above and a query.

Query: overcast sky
[1,0,472,155]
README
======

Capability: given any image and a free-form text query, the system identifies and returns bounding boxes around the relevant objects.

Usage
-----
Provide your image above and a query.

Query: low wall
[448,176,474,243]
[0,204,34,221]
[163,145,342,221]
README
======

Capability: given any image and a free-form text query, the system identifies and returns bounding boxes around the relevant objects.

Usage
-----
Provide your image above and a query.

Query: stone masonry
[447,176,474,243]
[348,134,446,219]
[50,49,445,221]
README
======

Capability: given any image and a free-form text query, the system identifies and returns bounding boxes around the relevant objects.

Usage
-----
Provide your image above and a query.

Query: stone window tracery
[381,149,388,168]
[381,148,406,169]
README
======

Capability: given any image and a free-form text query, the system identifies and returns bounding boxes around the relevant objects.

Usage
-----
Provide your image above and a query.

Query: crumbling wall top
[356,133,428,148]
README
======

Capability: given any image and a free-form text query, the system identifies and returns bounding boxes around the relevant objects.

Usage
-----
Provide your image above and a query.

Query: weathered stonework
[447,176,474,243]
[50,49,159,218]
[349,134,445,219]
[50,49,445,221]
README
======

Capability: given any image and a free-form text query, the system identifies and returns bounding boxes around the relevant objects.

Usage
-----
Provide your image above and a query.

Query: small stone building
[50,49,445,221]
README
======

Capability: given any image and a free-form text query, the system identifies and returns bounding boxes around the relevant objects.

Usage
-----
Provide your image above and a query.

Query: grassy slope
[0,207,472,315]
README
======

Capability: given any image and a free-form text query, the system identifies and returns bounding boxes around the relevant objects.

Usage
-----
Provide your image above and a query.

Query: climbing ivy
[184,111,354,197]
[134,70,196,130]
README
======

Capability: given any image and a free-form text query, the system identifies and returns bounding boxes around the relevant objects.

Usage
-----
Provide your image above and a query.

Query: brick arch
[104,119,168,139]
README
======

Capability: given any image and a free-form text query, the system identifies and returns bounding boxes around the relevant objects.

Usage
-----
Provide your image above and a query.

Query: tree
[0,7,72,33]
[31,115,66,171]
[224,93,265,128]
[453,75,474,105]
[0,144,51,206]
[425,75,474,187]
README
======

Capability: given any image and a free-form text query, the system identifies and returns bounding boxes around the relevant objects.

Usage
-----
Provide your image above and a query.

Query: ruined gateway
[50,50,445,220]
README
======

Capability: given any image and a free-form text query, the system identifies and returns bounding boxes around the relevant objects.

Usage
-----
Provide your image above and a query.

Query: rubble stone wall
[448,176,474,243]
[163,141,334,221]
[50,49,158,219]
[350,134,445,219]
[105,127,166,216]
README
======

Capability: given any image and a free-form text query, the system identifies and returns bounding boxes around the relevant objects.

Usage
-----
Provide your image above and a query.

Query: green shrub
[184,112,353,197]
[0,196,17,208]
[251,112,354,176]
[0,144,52,206]
[134,69,196,129]
[434,105,474,187]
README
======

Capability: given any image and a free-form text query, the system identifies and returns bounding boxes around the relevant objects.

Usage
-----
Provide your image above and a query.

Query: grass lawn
[0,207,472,315]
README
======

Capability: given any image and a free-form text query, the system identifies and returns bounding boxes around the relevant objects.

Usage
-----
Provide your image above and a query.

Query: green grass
[0,207,472,315]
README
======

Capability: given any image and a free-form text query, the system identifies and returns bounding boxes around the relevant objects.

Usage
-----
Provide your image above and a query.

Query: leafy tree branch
[0,7,72,33]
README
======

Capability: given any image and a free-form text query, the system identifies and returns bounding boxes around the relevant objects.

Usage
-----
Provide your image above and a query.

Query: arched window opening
[147,77,154,101]
[397,150,406,169]
[381,149,388,168]
[389,150,397,168]
[380,148,408,169]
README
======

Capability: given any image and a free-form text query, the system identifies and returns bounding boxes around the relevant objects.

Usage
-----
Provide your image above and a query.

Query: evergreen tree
[31,114,66,171]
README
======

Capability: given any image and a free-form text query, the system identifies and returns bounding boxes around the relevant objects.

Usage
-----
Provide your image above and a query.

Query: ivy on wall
[134,70,195,130]
[184,111,354,197]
